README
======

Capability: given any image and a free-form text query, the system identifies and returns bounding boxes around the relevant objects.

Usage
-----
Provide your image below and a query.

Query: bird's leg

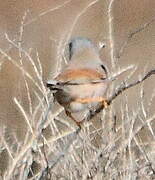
[65,110,82,128]
[101,98,108,108]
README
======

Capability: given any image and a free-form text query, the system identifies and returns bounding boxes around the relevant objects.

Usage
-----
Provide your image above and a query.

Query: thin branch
[108,0,115,68]
[13,98,34,134]
[109,69,155,103]
[39,138,52,180]
[88,69,155,120]
[37,128,80,179]
[117,17,155,58]
[24,0,72,27]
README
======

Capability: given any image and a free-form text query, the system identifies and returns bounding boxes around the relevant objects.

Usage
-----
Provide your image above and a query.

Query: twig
[37,128,80,179]
[88,69,155,120]
[117,17,155,58]
[108,0,115,68]
[24,0,72,27]
[39,138,52,180]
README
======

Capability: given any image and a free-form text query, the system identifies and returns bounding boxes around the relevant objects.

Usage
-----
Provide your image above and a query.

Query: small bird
[46,37,109,128]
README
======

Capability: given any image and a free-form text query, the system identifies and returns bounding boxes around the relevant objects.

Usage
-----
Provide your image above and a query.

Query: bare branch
[88,69,155,120]
[117,17,155,58]
[24,0,72,27]
[37,128,80,179]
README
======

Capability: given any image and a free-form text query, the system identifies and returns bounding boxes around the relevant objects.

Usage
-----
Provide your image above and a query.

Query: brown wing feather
[56,68,106,82]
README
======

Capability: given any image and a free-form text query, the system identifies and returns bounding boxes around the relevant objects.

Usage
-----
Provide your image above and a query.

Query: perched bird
[46,37,109,128]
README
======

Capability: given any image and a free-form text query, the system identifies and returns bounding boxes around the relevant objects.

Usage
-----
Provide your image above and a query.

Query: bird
[46,37,109,128]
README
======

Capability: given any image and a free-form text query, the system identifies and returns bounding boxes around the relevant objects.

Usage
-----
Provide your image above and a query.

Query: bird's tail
[46,80,63,91]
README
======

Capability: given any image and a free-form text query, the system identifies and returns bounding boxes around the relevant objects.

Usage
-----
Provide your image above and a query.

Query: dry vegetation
[0,0,155,179]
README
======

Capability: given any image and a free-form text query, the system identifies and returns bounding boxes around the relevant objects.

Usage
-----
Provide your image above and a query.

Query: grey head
[68,37,98,60]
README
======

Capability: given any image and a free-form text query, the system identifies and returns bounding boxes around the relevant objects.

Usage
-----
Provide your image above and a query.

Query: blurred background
[0,0,155,179]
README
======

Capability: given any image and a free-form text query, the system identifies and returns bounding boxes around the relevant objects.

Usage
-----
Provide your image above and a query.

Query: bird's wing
[46,67,108,90]
[56,68,106,84]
